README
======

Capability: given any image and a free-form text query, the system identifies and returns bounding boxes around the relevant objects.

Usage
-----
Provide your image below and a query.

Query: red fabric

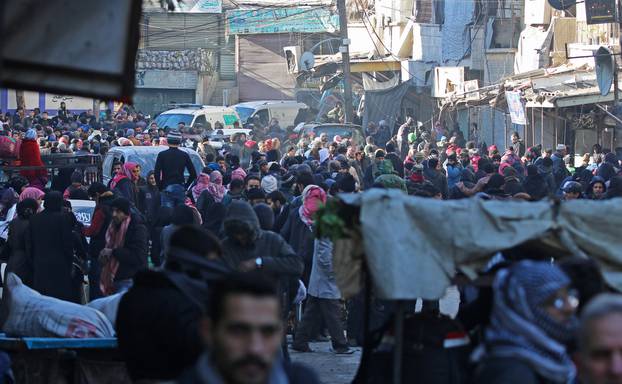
[110,162,138,189]
[82,208,106,237]
[244,140,257,149]
[409,173,424,183]
[19,139,47,180]
[100,215,131,296]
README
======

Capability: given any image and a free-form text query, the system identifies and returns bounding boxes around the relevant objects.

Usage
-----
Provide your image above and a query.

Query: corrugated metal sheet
[220,54,236,80]
[238,34,296,101]
[144,13,221,50]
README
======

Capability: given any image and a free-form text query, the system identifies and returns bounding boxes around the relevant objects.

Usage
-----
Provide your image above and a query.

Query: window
[256,110,269,126]
[194,115,207,127]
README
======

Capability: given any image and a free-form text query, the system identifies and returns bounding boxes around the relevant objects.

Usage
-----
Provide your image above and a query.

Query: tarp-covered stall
[330,189,622,300]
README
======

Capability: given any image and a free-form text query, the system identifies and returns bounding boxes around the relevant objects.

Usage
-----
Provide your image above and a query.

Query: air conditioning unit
[432,67,465,98]
[283,46,302,74]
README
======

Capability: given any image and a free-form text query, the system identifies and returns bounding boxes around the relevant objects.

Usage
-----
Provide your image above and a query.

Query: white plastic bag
[86,293,124,328]
[0,273,115,338]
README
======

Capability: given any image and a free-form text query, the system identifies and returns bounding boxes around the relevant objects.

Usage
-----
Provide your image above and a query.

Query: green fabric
[371,159,395,178]
[374,174,407,192]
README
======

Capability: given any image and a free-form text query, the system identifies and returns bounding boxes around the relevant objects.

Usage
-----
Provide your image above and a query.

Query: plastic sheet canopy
[337,189,622,300]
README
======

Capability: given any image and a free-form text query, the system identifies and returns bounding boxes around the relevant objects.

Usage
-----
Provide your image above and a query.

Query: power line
[355,0,425,84]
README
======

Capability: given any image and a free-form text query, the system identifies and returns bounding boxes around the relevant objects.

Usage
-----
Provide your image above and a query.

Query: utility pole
[337,0,353,124]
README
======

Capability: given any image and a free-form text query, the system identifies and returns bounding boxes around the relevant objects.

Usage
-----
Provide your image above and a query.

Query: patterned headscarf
[192,173,211,201]
[484,260,577,383]
[299,185,326,227]
[206,171,226,203]
[19,187,44,202]
[231,167,247,182]
[110,162,138,189]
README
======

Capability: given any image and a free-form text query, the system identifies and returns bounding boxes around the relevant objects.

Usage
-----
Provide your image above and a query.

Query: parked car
[102,146,204,186]
[293,123,366,148]
[154,105,241,131]
[233,100,308,129]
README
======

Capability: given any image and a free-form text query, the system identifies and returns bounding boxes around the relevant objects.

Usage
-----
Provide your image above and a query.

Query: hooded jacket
[423,167,448,199]
[221,201,303,279]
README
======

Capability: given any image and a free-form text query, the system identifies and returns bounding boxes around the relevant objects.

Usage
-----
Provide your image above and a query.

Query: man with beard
[178,272,319,384]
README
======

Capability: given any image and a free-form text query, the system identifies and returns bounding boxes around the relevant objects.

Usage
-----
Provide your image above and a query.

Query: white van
[233,100,308,129]
[155,104,241,130]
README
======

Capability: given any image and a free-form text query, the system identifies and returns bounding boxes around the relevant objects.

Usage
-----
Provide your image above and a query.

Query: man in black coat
[27,191,80,302]
[117,225,229,382]
[154,131,197,208]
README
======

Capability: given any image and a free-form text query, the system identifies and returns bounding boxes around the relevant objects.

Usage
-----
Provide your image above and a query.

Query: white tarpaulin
[337,189,622,300]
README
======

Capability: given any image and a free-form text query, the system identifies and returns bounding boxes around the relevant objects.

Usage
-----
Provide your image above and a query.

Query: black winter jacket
[112,215,149,281]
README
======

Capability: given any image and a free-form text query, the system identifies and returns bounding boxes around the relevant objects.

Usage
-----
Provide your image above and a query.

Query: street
[290,341,362,384]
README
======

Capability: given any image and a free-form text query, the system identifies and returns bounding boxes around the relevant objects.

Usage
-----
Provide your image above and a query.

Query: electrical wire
[355,0,425,84]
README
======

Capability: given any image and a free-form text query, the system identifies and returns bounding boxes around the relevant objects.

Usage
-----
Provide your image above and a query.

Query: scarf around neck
[483,264,576,383]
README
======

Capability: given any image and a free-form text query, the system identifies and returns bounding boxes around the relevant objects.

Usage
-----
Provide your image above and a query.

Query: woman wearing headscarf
[19,129,48,190]
[191,172,211,203]
[27,191,80,302]
[19,186,44,203]
[111,162,140,205]
[476,260,579,384]
[5,198,39,285]
[205,170,226,203]
[280,185,324,286]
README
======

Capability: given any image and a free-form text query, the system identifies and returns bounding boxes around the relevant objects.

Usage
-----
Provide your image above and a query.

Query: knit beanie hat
[167,131,182,145]
[261,175,278,194]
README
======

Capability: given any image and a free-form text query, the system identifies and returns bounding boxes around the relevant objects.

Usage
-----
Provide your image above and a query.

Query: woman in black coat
[27,191,80,302]
[5,198,39,285]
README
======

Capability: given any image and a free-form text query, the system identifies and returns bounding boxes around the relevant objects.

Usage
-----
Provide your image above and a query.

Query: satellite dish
[299,51,315,71]
[547,0,575,10]
[595,46,614,96]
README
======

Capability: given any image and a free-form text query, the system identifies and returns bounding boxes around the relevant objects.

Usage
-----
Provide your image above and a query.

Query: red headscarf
[110,162,138,189]
[299,185,327,227]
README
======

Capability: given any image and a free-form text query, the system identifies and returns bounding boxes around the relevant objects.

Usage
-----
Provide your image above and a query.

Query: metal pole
[337,0,353,123]
[504,113,508,150]
[541,107,544,146]
[613,65,619,150]
[393,301,405,384]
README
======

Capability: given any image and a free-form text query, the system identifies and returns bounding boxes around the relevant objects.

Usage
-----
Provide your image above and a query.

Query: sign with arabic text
[505,91,526,125]
[175,0,222,13]
[227,8,339,35]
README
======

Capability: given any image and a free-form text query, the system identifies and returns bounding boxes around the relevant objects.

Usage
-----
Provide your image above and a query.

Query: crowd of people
[0,104,621,383]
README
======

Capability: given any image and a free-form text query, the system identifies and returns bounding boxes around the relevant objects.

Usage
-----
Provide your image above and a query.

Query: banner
[505,91,526,125]
[227,8,339,35]
[176,0,222,13]
[68,200,96,227]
